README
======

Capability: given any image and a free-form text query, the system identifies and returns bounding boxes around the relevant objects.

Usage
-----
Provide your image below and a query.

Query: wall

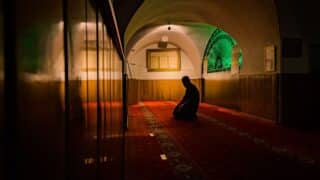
[128,43,199,79]
[138,79,201,101]
[203,70,277,120]
[128,43,200,103]
[201,0,320,126]
[127,79,139,104]
[275,0,320,129]
[239,74,277,120]
[203,72,240,110]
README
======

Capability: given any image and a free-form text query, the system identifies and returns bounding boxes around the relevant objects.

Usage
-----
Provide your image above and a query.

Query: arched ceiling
[113,0,320,74]
[117,0,280,74]
[126,23,216,60]
[127,23,216,73]
[124,0,279,45]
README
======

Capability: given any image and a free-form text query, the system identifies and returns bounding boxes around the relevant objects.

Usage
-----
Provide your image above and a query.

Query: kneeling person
[173,76,200,120]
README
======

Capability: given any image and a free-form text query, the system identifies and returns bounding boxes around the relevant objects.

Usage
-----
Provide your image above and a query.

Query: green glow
[204,29,243,73]
[238,49,243,68]
[19,24,51,73]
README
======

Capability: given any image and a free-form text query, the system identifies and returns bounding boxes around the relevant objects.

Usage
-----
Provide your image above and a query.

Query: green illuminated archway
[203,28,243,73]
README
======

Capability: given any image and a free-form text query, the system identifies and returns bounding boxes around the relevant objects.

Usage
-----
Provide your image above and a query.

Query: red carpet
[67,101,124,180]
[198,102,320,164]
[125,104,177,180]
[137,101,320,180]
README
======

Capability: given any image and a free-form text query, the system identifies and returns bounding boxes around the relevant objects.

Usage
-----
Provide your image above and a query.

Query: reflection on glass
[14,0,64,179]
[1,0,124,179]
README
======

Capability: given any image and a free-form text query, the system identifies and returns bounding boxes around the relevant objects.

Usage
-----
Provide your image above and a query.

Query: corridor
[1,0,320,179]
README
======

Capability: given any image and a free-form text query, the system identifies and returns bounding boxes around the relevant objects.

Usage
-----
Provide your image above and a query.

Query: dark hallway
[1,0,320,180]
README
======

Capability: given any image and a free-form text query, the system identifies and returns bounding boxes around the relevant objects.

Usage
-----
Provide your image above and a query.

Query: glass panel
[15,0,64,179]
[67,0,96,179]
[101,25,124,179]
[1,0,124,179]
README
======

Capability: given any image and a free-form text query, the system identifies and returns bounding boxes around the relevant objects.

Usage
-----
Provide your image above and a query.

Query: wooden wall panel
[131,75,277,121]
[204,74,277,121]
[239,74,277,120]
[78,80,122,102]
[127,79,139,105]
[140,80,182,100]
[204,78,240,110]
[128,79,201,102]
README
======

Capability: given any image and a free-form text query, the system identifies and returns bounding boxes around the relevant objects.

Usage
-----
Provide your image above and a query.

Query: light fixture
[167,22,171,31]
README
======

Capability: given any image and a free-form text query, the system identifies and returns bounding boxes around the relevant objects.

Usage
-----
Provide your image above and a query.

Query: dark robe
[173,83,199,120]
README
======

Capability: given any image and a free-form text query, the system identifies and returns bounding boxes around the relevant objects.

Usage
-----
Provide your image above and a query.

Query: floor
[125,101,320,180]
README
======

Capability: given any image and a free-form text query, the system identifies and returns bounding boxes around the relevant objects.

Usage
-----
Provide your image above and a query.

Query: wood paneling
[204,78,240,110]
[128,79,201,102]
[204,74,277,121]
[127,79,139,104]
[239,74,277,120]
[140,79,183,100]
[78,80,122,102]
[129,75,277,121]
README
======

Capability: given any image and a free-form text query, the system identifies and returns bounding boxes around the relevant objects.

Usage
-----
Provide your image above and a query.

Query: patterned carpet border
[139,102,204,180]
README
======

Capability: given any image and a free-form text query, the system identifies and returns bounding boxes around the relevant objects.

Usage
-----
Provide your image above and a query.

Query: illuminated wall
[200,27,275,120]
[127,42,200,102]
[128,43,197,79]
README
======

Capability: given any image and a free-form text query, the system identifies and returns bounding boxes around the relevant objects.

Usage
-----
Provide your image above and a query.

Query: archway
[124,0,280,121]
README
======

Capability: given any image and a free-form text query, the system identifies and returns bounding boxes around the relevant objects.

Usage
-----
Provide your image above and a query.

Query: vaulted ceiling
[114,0,280,73]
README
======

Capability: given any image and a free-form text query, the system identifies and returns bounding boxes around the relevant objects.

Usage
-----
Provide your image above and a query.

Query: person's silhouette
[173,76,200,120]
